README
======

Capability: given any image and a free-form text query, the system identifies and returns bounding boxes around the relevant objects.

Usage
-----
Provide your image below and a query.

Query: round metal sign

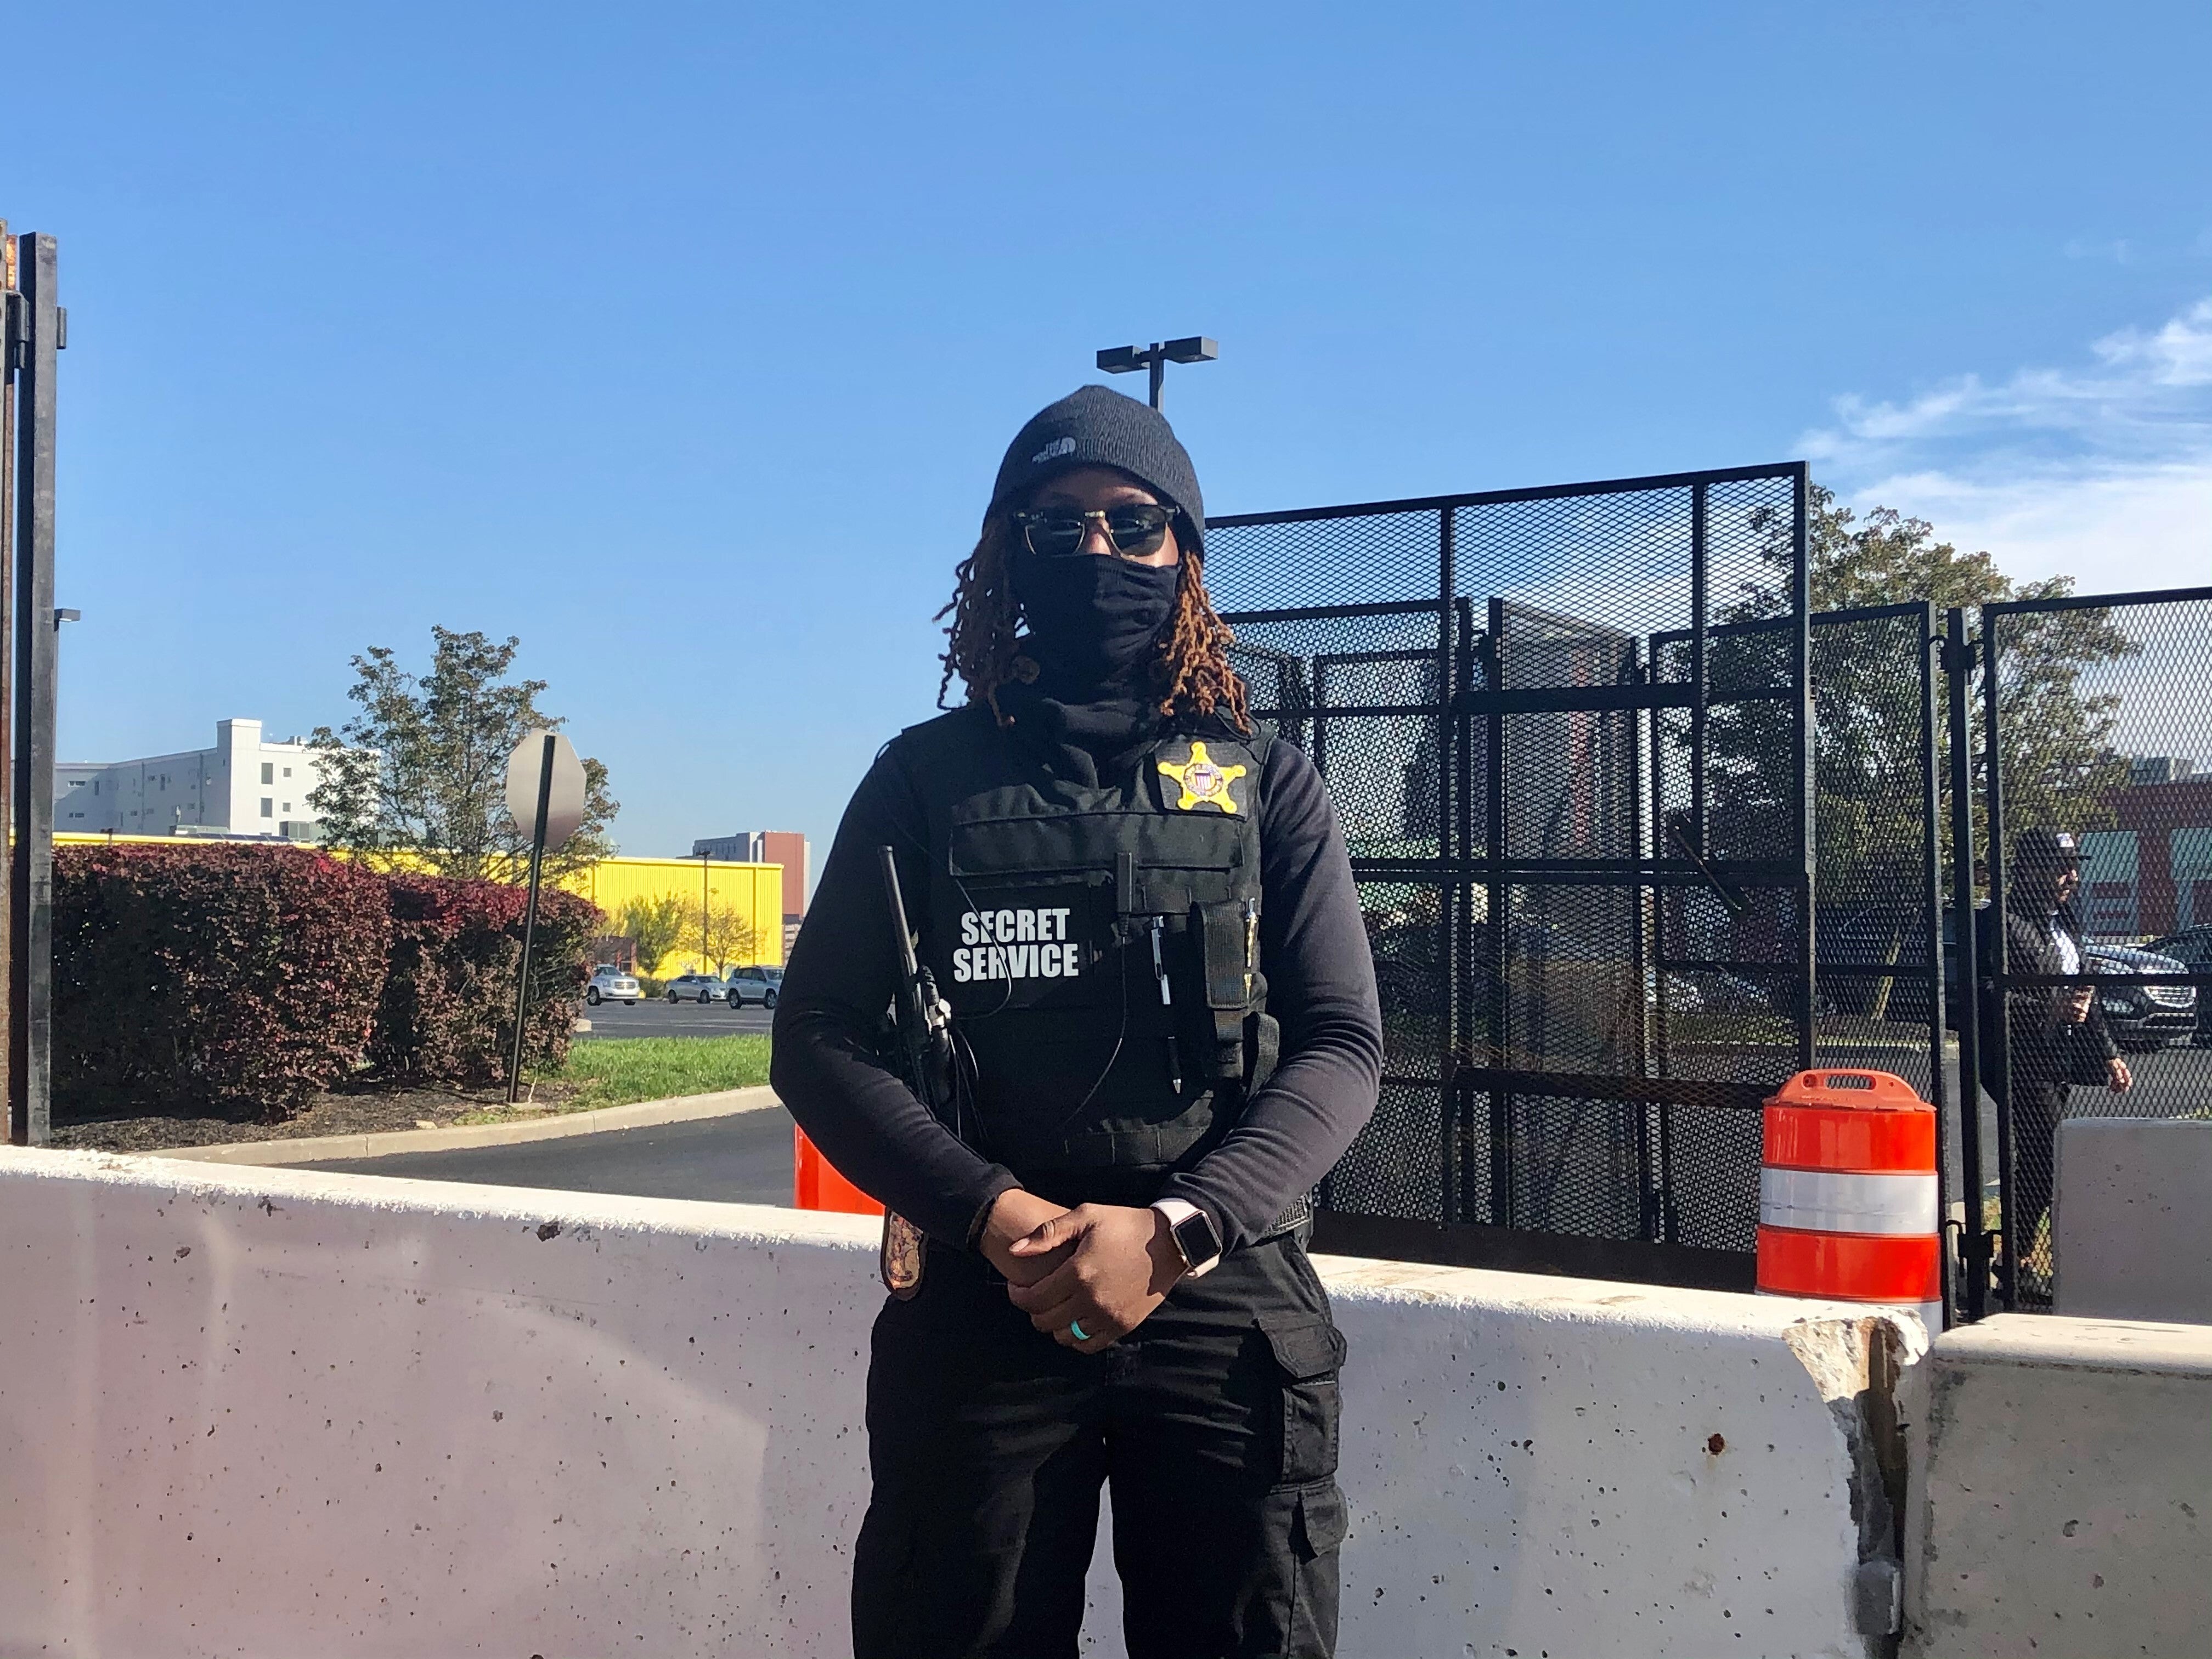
[504,730,589,853]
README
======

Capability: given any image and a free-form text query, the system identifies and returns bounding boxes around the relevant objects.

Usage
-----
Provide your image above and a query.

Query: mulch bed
[51,1075,586,1154]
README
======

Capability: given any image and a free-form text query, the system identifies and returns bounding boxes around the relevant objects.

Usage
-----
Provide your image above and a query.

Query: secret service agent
[772,386,1383,1658]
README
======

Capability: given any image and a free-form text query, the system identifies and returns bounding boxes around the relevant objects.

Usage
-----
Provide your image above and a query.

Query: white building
[58,719,335,840]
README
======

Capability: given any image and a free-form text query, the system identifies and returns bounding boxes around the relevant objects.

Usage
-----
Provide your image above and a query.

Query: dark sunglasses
[1012,504,1175,561]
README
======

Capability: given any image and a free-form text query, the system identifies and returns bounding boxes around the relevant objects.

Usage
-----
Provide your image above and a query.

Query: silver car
[664,971,724,1005]
[723,964,782,1009]
[585,967,641,1006]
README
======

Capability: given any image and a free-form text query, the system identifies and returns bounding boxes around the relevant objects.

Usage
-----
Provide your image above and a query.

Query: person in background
[1983,827,2131,1299]
[772,386,1383,1658]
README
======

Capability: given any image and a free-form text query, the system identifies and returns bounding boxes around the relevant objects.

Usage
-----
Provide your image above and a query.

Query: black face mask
[1013,552,1180,696]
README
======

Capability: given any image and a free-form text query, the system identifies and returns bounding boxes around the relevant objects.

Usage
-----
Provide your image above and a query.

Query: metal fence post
[1918,602,1953,1327]
[0,224,16,1129]
[1943,607,1988,1319]
[1791,464,1816,1071]
[1436,506,1458,1223]
[1646,662,1674,1241]
[1979,608,2015,1310]
[1453,594,1477,1222]
[1484,595,1511,1226]
[1629,632,1656,1242]
[9,232,57,1148]
[1689,482,1708,849]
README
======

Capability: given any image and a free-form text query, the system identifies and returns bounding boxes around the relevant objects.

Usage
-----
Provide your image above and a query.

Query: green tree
[617,892,690,979]
[1712,488,2135,1008]
[687,900,762,975]
[308,627,618,881]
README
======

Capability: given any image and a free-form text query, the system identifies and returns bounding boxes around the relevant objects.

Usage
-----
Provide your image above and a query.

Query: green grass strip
[457,1036,774,1125]
[549,1035,772,1114]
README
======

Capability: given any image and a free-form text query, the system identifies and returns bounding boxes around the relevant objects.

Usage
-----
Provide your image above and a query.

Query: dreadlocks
[934,512,1252,733]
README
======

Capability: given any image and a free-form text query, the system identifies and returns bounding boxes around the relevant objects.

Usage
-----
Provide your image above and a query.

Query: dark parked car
[2081,942,2197,1051]
[2140,926,2211,1047]
[2148,926,2212,972]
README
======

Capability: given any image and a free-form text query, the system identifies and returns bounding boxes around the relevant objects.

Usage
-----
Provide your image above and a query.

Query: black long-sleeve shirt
[770,722,1383,1252]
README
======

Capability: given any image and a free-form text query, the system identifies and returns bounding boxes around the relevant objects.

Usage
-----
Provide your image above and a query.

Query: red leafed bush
[371,874,595,1085]
[54,843,393,1122]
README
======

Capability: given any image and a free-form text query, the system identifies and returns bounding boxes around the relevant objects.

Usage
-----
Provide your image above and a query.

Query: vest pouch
[1195,899,1262,1081]
[950,811,1243,889]
[1057,1093,1223,1172]
[1245,1007,1281,1092]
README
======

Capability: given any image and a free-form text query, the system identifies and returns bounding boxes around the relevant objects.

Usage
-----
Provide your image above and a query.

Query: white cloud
[1853,461,2210,592]
[2062,237,2132,264]
[1802,298,2212,594]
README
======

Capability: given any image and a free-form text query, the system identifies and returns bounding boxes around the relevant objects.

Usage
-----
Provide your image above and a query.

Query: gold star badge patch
[1158,741,1248,814]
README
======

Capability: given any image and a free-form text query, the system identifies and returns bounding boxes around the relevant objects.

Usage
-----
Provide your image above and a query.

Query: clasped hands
[979,1188,1187,1353]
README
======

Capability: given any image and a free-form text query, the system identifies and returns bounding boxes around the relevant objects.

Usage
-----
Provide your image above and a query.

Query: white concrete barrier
[1902,1313,2212,1658]
[2056,1117,2212,1322]
[0,1149,1914,1658]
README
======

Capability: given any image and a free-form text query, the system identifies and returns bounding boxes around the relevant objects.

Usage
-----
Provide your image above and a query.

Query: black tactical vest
[893,706,1276,1211]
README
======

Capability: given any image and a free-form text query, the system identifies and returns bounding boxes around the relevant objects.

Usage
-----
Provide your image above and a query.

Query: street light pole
[1096,336,1218,410]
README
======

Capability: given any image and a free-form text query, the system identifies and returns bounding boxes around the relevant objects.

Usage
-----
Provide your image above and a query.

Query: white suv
[723,965,782,1009]
[585,967,641,1006]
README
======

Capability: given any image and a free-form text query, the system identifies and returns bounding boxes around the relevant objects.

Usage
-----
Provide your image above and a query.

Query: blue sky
[12,2,2210,875]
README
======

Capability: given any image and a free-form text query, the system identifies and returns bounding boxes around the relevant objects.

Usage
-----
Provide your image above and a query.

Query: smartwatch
[1152,1198,1224,1279]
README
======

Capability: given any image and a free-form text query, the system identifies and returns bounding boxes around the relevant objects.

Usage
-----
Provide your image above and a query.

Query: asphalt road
[296,1038,2207,1214]
[300,1106,797,1205]
[2064,1039,2210,1116]
[577,996,774,1038]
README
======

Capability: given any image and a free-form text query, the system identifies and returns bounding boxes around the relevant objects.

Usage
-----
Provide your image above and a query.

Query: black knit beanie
[988,385,1205,555]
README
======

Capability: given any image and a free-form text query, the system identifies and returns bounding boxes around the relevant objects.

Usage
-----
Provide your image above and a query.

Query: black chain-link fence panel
[1208,480,2204,1306]
[1808,608,1947,1108]
[1982,588,2212,1304]
[1647,605,1948,1251]
[1210,469,1814,1262]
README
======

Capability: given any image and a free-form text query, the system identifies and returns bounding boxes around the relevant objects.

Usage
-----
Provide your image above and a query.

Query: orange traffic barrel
[1756,1068,1942,1333]
[792,1126,883,1216]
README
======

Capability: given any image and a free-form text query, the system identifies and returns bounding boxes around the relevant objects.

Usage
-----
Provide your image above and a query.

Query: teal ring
[1069,1320,1091,1342]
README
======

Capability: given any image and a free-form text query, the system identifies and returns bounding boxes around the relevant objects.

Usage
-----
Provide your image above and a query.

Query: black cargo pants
[851,1230,1349,1659]
[2010,1068,2070,1259]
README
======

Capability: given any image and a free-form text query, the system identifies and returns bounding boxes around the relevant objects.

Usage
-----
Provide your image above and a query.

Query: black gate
[1961,584,2212,1311]
[1654,602,1953,1270]
[1209,465,1818,1288]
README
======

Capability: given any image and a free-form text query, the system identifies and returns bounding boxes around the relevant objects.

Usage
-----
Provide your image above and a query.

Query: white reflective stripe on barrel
[1758,1167,1937,1236]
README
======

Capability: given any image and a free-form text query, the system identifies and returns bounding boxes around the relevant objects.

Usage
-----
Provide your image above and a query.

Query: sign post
[503,729,588,1104]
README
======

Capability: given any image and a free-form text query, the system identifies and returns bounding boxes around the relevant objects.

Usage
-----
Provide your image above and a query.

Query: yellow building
[54,835,786,977]
[560,855,783,976]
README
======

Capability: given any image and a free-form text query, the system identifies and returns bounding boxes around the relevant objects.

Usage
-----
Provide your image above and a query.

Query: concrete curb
[148,1084,784,1166]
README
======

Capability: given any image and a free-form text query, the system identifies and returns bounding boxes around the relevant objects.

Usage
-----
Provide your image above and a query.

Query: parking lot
[301,1102,796,1205]
[577,996,774,1039]
[2077,1039,2210,1116]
